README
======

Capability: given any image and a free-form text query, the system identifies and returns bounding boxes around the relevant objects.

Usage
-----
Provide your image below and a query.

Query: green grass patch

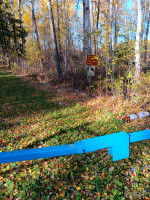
[0,71,149,199]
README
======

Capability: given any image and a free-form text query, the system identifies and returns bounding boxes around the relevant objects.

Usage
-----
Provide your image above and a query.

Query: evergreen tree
[0,0,27,56]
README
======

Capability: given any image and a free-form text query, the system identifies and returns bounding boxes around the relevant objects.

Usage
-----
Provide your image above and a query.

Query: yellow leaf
[67,164,70,168]
[59,192,65,197]
[76,187,81,190]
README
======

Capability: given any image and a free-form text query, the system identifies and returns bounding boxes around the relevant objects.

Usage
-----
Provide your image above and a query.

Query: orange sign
[86,55,99,66]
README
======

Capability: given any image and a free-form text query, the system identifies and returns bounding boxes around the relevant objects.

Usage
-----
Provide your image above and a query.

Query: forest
[0,0,150,100]
[0,0,150,199]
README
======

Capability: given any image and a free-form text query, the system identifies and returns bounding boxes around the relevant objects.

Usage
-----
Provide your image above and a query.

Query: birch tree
[30,0,40,43]
[134,0,142,82]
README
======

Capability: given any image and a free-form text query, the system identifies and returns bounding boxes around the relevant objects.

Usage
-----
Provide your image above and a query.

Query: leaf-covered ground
[0,71,150,200]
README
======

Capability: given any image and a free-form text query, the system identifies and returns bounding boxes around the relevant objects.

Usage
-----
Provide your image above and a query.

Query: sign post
[86,55,99,96]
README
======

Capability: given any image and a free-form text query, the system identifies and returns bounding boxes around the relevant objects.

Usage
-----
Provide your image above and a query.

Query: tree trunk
[9,0,17,51]
[2,0,10,66]
[108,0,113,54]
[144,5,150,64]
[140,0,146,42]
[112,0,118,95]
[63,0,67,72]
[90,0,94,54]
[84,0,90,81]
[30,0,40,43]
[114,0,118,47]
[96,0,100,54]
[96,0,100,30]
[56,0,61,52]
[30,0,44,71]
[2,0,10,30]
[18,0,25,53]
[83,0,85,54]
[48,0,63,81]
[134,0,142,82]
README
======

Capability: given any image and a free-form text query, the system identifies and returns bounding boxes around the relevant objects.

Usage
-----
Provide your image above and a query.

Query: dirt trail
[0,66,93,106]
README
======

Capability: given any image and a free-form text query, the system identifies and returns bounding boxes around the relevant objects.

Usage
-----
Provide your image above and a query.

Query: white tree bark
[29,0,40,43]
[134,0,142,82]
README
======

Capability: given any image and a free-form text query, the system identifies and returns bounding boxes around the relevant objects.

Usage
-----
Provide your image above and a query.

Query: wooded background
[0,0,150,101]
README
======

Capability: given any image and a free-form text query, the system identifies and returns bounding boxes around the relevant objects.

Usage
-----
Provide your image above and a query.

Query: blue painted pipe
[0,130,149,164]
[129,129,150,143]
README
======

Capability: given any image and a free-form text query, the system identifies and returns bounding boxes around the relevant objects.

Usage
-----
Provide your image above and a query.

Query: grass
[0,71,150,199]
